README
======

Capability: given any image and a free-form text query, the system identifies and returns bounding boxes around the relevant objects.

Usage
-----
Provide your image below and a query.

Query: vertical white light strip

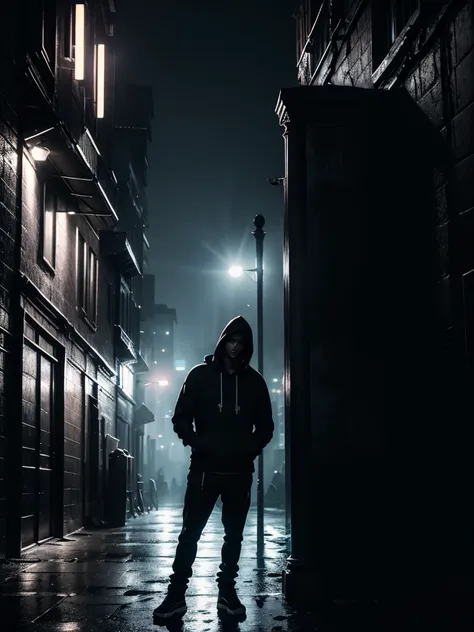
[75,4,85,80]
[97,44,105,119]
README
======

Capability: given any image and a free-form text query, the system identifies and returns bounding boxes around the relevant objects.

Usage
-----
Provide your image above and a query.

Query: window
[74,4,85,80]
[296,1,331,79]
[76,231,98,325]
[42,0,57,69]
[106,282,114,326]
[372,0,420,69]
[119,280,132,336]
[77,232,85,310]
[119,363,134,398]
[41,182,57,268]
[296,0,313,60]
[63,3,74,59]
[87,247,98,319]
[95,43,105,118]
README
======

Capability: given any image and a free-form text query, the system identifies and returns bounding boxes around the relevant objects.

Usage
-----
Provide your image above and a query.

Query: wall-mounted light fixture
[96,44,105,118]
[75,4,85,80]
[30,146,50,162]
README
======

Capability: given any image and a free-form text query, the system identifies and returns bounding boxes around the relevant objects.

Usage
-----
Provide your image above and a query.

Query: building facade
[110,83,154,471]
[0,0,153,557]
[137,277,181,487]
[280,0,473,606]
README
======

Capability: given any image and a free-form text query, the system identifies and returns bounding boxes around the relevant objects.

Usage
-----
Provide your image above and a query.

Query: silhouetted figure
[156,468,167,500]
[265,470,284,508]
[148,478,158,510]
[153,316,274,621]
[171,477,178,501]
[137,473,145,514]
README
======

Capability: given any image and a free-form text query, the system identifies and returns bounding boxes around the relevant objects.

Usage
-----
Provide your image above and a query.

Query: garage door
[21,340,57,548]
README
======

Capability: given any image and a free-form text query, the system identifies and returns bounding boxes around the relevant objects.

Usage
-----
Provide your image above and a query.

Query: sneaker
[217,589,246,616]
[153,593,187,619]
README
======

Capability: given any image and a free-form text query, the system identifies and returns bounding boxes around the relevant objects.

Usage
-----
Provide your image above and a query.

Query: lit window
[96,44,105,118]
[119,363,134,398]
[74,4,85,80]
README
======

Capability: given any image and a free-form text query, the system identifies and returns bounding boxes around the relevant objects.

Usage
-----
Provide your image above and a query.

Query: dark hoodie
[171,316,274,473]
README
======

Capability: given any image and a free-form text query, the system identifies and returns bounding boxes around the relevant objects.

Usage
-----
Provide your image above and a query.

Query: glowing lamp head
[228,265,243,278]
[31,146,50,162]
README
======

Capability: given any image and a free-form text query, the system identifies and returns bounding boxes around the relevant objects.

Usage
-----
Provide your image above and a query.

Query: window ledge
[40,256,56,276]
[117,386,135,406]
[79,307,98,332]
[372,8,421,88]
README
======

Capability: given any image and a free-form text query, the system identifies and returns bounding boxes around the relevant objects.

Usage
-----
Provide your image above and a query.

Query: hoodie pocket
[209,433,255,460]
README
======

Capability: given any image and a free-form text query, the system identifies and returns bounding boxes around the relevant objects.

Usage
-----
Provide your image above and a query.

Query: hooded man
[153,316,274,621]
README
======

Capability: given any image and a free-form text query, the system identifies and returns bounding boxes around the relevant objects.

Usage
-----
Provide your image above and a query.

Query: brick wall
[20,154,116,368]
[294,0,474,578]
[63,358,85,535]
[0,50,18,556]
[330,5,373,88]
[299,0,474,367]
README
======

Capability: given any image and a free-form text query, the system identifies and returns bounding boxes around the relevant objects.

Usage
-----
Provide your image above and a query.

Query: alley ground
[0,506,470,631]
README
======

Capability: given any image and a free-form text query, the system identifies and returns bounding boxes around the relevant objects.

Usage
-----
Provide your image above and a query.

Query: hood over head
[204,315,253,371]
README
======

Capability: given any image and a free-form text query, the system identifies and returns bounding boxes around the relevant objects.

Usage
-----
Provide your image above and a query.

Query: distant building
[294,1,474,348]
[136,276,180,485]
[108,83,154,476]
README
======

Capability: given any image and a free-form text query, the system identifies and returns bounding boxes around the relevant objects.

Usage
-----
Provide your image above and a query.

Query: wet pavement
[0,506,470,631]
[0,506,302,631]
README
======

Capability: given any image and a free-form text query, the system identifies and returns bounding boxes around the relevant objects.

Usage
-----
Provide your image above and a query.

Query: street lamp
[228,265,244,278]
[228,215,266,560]
[253,214,265,562]
[30,145,50,162]
[144,379,169,388]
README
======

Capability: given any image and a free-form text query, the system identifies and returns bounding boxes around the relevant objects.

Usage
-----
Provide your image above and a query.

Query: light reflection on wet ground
[1,506,469,631]
[0,506,298,631]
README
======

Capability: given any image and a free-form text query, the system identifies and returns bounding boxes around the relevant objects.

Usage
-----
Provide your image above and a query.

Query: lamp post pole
[252,214,266,560]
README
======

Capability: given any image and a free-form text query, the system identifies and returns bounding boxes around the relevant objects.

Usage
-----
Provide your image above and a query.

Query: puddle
[124,589,159,596]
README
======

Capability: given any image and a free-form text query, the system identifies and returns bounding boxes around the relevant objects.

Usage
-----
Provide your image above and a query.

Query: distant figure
[171,477,178,501]
[265,470,284,508]
[156,468,167,499]
[136,473,145,514]
[148,478,158,510]
[153,316,274,621]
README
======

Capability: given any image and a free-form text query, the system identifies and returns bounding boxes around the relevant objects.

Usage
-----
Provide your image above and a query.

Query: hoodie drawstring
[217,373,240,415]
[218,374,223,413]
[235,376,240,415]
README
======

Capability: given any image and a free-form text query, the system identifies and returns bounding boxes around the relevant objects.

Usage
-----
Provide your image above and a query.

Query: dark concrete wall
[284,0,474,599]
[0,51,19,558]
[299,2,474,368]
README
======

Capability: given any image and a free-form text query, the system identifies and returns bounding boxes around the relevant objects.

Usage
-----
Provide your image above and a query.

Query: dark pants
[169,470,252,595]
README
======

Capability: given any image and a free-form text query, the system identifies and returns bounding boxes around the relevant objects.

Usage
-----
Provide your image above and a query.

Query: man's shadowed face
[225,334,244,360]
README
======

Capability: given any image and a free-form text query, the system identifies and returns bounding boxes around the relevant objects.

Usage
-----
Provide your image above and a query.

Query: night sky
[116,0,296,374]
